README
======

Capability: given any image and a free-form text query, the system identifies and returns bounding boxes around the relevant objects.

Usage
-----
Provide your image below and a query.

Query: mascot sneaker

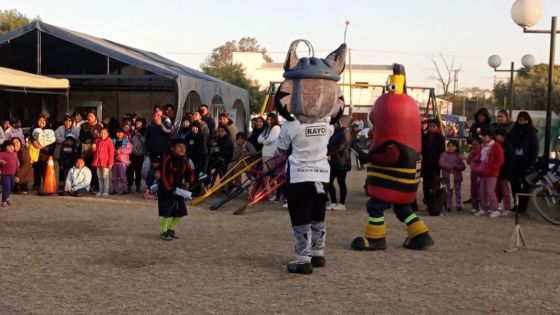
[311,256,326,268]
[403,232,434,250]
[350,236,387,251]
[287,260,313,275]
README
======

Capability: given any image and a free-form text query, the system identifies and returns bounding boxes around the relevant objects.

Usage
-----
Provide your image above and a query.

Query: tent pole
[36,30,42,75]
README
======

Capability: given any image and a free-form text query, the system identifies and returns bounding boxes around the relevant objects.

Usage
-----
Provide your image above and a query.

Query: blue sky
[3,0,560,92]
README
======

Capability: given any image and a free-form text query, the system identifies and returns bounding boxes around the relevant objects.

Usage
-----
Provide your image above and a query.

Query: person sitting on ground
[63,157,92,197]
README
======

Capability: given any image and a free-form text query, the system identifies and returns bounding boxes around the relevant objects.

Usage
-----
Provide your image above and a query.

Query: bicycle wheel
[531,186,560,225]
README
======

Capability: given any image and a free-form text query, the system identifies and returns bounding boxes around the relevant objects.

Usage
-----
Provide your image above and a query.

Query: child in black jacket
[495,129,514,215]
[58,134,81,188]
[158,139,195,241]
[421,119,446,209]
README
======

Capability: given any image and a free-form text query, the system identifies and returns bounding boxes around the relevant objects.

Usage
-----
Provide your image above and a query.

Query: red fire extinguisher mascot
[351,64,434,251]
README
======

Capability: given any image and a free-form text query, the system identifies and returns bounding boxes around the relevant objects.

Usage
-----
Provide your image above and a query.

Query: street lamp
[512,0,558,162]
[487,54,534,118]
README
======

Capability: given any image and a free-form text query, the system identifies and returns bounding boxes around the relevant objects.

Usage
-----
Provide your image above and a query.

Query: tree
[493,63,560,113]
[201,37,271,113]
[429,53,460,98]
[0,9,30,35]
[514,63,560,113]
[202,37,272,68]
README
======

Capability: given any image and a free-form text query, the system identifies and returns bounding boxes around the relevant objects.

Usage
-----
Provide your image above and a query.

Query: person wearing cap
[54,115,81,162]
[218,112,237,143]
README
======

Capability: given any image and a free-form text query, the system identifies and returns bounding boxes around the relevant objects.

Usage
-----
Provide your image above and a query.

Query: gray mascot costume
[275,40,346,274]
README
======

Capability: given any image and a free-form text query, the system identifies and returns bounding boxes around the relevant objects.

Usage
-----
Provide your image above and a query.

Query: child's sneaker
[101,192,109,197]
[110,190,118,195]
[456,206,463,212]
[167,229,178,239]
[470,208,479,214]
[474,210,487,216]
[502,210,513,217]
[327,203,338,210]
[332,204,346,211]
[1,202,7,207]
[282,202,288,208]
[489,211,502,218]
[95,192,103,197]
[160,232,172,241]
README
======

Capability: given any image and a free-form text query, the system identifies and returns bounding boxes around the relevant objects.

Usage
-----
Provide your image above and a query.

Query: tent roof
[0,19,246,94]
[0,66,69,90]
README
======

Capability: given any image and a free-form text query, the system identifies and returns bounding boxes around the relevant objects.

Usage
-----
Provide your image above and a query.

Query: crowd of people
[421,108,539,217]
[0,104,542,238]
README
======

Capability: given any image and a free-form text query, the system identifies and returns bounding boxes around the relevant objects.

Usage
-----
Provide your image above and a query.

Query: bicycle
[528,159,560,225]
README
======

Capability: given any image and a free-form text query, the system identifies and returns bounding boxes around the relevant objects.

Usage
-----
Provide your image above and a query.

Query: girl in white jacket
[64,158,92,197]
[257,113,281,194]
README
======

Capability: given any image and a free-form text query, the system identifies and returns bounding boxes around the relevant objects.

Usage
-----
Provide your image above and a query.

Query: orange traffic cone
[40,156,58,195]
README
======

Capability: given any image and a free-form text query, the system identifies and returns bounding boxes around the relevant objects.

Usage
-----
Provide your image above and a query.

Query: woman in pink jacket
[92,128,114,196]
[111,128,133,195]
[438,140,466,212]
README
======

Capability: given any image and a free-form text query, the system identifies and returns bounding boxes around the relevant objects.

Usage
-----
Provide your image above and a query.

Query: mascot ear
[325,43,347,74]
[274,82,295,121]
[284,40,301,71]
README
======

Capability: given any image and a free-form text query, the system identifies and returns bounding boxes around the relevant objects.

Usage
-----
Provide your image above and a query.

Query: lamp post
[512,0,558,162]
[487,54,535,118]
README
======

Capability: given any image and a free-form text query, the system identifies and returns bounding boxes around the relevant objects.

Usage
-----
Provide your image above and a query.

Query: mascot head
[275,40,347,123]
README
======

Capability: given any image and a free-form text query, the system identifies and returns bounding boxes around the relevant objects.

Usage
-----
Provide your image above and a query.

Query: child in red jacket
[0,140,20,207]
[476,129,504,218]
[92,128,114,197]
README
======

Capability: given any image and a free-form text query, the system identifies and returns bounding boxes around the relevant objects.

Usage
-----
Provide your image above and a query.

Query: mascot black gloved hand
[351,64,434,251]
[275,40,346,274]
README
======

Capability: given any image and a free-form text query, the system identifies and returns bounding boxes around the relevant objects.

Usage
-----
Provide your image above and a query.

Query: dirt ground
[1,167,560,314]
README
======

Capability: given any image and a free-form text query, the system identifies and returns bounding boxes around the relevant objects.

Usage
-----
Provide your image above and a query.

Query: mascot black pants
[287,182,327,226]
[287,182,328,260]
